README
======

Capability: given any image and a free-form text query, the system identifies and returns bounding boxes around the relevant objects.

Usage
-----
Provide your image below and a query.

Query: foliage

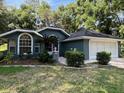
[0,0,4,6]
[65,50,85,67]
[76,0,123,34]
[38,1,53,27]
[50,0,123,34]
[0,52,4,61]
[96,51,111,65]
[0,4,36,33]
[120,43,124,58]
[13,5,36,29]
[39,51,54,64]
[119,25,124,38]
[120,49,124,58]
[54,4,78,33]
[0,0,123,37]
[1,52,14,64]
[0,7,11,33]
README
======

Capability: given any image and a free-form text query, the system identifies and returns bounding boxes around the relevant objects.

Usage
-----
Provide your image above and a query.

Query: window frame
[18,33,33,55]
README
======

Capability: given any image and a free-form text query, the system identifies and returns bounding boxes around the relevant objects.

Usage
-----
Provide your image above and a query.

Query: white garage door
[89,40,118,59]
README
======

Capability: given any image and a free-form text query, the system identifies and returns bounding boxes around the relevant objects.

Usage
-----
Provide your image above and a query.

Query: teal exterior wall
[61,39,89,60]
[1,32,43,56]
[39,29,69,41]
[83,39,89,59]
[3,32,19,55]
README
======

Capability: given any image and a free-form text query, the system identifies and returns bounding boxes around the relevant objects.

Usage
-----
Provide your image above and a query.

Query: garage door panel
[98,43,104,52]
[104,43,110,53]
[89,41,118,59]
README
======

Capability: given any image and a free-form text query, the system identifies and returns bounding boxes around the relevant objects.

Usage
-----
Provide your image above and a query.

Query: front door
[44,36,59,54]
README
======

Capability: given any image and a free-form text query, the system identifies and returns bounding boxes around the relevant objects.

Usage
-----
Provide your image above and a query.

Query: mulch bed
[0,59,56,65]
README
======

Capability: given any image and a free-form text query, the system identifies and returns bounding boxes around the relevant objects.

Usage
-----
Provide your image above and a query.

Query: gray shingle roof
[67,27,120,40]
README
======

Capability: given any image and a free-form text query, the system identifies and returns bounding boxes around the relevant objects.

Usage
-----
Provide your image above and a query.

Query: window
[10,47,16,54]
[35,43,40,54]
[19,34,32,55]
[9,40,16,54]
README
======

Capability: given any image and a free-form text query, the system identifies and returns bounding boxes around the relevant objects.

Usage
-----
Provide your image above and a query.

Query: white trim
[0,29,43,38]
[89,40,91,60]
[17,33,33,55]
[63,36,124,42]
[37,27,70,36]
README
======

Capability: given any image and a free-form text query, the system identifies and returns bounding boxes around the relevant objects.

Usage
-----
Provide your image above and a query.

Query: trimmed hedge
[65,50,85,67]
[39,51,54,64]
[96,51,111,65]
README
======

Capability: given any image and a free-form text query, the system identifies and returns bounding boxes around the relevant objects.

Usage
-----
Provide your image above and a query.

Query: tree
[11,5,36,30]
[38,1,53,27]
[75,0,123,35]
[0,7,8,33]
[0,4,36,33]
[0,6,14,33]
[0,0,4,6]
[119,25,124,38]
[53,3,78,33]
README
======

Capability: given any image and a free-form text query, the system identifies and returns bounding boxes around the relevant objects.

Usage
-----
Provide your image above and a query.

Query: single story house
[0,27,123,60]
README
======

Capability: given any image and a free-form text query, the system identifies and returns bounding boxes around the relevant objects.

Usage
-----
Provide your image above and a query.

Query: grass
[0,66,124,93]
[0,67,30,74]
[0,44,7,52]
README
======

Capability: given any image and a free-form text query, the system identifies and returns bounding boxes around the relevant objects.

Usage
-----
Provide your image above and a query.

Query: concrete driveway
[109,58,124,69]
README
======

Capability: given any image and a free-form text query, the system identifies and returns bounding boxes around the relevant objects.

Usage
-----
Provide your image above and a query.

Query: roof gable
[0,29,43,38]
[37,27,70,36]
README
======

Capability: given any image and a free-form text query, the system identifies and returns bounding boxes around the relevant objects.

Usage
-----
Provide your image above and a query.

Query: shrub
[1,52,14,64]
[65,50,85,67]
[96,51,111,65]
[0,52,4,61]
[120,50,124,58]
[4,52,13,63]
[39,51,54,64]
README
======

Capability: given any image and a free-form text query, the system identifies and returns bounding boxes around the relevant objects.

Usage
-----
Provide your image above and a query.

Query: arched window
[19,33,33,55]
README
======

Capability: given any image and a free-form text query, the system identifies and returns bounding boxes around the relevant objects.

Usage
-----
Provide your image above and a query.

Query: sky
[5,0,75,10]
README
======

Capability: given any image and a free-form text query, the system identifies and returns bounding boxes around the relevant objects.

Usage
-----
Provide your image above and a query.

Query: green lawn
[0,67,30,74]
[0,44,7,52]
[0,66,124,93]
